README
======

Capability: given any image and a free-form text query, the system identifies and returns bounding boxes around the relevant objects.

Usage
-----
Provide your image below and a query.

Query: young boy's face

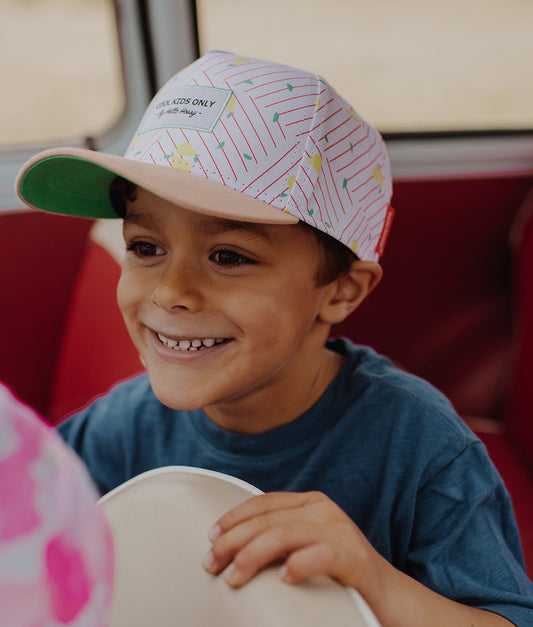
[117,188,343,433]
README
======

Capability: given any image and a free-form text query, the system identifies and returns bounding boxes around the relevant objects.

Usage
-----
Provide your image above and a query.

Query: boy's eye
[210,249,255,267]
[126,241,165,257]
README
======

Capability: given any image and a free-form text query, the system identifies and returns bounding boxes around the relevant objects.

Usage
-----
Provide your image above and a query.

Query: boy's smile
[117,187,344,434]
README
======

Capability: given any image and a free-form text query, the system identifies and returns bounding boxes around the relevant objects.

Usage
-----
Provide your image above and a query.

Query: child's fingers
[205,501,317,574]
[281,541,345,584]
[211,519,359,588]
[282,535,377,589]
[210,491,320,539]
[203,502,374,590]
[219,520,317,587]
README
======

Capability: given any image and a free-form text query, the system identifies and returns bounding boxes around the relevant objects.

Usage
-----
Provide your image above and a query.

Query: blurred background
[1,0,531,151]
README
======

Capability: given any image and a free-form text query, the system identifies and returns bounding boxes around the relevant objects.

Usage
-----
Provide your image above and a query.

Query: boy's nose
[151,264,203,313]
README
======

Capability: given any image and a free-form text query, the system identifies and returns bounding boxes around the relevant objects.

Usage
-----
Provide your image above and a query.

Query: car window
[196,0,532,134]
[0,0,124,148]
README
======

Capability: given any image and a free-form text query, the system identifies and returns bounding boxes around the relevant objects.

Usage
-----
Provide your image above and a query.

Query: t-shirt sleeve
[407,440,533,625]
[56,379,146,495]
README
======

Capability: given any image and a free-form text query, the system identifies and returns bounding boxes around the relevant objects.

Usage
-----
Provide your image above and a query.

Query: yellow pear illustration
[287,175,297,192]
[169,154,192,172]
[309,153,322,175]
[226,94,236,115]
[315,96,321,109]
[346,108,359,123]
[233,57,250,66]
[130,134,142,148]
[350,240,358,254]
[176,142,197,157]
[373,164,383,187]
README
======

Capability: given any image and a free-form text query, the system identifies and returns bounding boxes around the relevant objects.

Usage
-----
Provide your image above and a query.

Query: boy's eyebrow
[124,209,277,244]
[122,210,155,227]
[197,217,275,243]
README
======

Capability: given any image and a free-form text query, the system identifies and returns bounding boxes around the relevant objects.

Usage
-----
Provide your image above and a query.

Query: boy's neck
[202,346,344,435]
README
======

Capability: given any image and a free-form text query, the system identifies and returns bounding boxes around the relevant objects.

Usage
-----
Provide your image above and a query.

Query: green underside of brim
[20,156,121,219]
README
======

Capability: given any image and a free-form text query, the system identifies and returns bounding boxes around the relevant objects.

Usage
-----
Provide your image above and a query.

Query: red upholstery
[0,211,143,423]
[47,239,144,423]
[506,188,533,469]
[0,212,92,416]
[336,176,533,419]
[334,176,533,575]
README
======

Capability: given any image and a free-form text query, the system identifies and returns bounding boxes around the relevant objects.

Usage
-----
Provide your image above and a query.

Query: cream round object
[99,466,381,627]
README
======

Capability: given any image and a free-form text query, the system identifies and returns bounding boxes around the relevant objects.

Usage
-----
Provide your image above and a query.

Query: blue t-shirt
[59,339,533,624]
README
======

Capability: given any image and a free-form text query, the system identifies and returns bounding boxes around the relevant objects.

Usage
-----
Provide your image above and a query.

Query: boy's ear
[319,261,383,325]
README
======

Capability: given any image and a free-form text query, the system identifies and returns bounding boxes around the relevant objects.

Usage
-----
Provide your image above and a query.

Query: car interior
[1,0,532,581]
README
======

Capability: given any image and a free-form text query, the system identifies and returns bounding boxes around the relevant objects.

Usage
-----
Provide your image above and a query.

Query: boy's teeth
[157,333,224,351]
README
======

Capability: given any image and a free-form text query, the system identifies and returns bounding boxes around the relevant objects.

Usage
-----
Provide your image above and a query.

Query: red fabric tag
[376,205,395,257]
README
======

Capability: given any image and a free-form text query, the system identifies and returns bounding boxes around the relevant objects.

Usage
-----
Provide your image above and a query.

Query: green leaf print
[325,222,331,229]
[243,153,252,160]
[342,178,348,189]
[244,79,253,85]
[308,208,314,216]
[217,142,225,149]
[287,83,293,91]
[273,112,280,123]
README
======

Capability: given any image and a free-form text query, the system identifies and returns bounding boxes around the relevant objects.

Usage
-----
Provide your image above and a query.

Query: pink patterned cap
[0,383,113,626]
[16,50,394,260]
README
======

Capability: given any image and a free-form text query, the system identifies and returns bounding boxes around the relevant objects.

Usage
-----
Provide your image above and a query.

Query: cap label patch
[139,85,233,134]
[376,205,395,257]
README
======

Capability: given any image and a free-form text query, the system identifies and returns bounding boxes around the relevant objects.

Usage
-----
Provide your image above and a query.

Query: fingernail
[202,550,215,571]
[208,524,221,542]
[279,564,294,584]
[223,563,240,586]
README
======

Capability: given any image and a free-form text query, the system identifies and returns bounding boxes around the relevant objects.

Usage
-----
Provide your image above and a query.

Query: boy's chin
[148,378,207,412]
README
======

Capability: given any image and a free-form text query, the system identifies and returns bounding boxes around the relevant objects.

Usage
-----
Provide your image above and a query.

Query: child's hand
[202,491,387,597]
[202,491,515,626]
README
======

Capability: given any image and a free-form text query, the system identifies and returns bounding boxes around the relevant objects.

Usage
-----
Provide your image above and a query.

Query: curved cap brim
[15,147,299,224]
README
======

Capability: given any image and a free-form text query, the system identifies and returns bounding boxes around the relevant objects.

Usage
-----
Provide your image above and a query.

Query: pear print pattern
[124,51,391,261]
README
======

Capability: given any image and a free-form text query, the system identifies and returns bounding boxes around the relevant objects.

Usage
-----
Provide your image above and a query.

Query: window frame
[2,0,532,217]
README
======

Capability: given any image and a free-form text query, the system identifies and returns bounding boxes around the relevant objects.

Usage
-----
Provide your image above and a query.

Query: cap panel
[121,50,393,260]
[123,52,316,217]
[16,50,393,260]
[293,78,392,261]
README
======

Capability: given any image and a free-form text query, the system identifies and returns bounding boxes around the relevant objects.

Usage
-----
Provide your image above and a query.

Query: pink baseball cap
[16,50,393,261]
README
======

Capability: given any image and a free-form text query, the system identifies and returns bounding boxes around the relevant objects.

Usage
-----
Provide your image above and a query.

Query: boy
[16,50,533,625]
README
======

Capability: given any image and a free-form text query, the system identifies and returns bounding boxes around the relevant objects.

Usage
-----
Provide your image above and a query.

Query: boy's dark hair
[109,177,356,286]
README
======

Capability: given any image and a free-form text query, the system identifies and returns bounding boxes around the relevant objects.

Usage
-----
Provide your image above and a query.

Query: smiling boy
[16,51,533,626]
[117,186,379,434]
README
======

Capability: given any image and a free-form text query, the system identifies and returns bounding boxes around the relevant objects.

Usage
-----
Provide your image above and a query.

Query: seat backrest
[0,212,92,417]
[0,211,143,424]
[334,175,533,420]
[506,189,533,470]
[48,237,144,423]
